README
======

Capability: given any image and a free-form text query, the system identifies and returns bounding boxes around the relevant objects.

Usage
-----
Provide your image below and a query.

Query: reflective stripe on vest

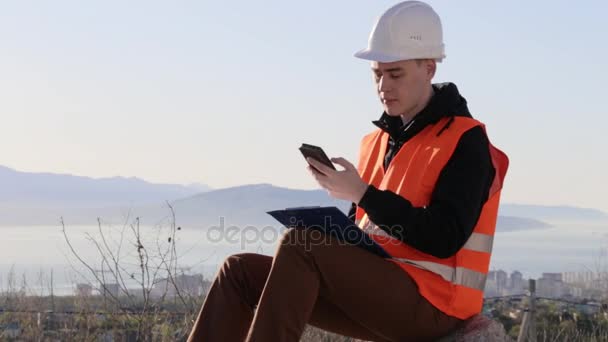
[462,232,494,253]
[357,214,493,291]
[393,258,488,291]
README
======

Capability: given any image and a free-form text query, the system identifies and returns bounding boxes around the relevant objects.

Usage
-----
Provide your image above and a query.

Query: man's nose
[378,76,391,92]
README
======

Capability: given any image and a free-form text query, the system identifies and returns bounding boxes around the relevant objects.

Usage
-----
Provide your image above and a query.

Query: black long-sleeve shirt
[348,83,495,259]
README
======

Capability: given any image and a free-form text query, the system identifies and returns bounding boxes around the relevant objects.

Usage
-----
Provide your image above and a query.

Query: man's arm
[357,126,495,259]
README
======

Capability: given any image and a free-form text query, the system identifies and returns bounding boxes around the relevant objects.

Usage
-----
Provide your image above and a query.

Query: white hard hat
[355,1,445,63]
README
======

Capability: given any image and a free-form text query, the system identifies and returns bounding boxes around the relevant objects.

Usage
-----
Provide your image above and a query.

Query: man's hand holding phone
[300,144,369,204]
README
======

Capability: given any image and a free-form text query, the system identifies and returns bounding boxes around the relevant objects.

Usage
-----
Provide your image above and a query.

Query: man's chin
[384,108,403,116]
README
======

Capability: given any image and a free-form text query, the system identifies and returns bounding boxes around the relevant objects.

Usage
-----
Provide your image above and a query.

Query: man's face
[371,59,436,117]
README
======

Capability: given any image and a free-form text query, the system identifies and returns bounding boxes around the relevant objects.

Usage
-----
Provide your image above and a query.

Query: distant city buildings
[485,270,525,297]
[563,271,597,284]
[75,283,93,297]
[510,271,524,293]
[151,274,205,299]
[102,283,121,298]
[73,273,208,300]
[562,271,608,300]
[537,273,567,298]
[485,270,608,300]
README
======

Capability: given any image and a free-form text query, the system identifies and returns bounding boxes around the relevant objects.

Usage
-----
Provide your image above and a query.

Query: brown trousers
[187,227,462,342]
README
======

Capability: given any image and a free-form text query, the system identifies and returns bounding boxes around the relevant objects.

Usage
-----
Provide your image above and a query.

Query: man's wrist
[354,183,371,205]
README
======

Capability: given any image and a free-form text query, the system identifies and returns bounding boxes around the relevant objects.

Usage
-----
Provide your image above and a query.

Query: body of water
[1,220,606,295]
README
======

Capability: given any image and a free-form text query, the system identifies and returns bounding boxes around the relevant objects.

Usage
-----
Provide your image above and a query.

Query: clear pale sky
[1,0,607,211]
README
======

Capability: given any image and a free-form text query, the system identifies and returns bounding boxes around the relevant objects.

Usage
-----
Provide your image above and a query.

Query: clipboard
[266,206,391,258]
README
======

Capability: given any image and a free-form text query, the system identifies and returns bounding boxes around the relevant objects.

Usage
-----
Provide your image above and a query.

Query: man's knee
[219,253,252,277]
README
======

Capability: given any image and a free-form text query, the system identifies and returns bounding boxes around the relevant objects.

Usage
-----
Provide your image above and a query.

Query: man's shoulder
[360,127,385,143]
[451,116,484,129]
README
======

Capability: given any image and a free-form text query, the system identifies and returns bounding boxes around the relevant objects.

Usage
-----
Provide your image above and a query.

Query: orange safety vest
[355,116,509,319]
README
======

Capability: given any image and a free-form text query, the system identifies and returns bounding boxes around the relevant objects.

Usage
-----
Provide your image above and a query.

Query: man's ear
[426,59,437,80]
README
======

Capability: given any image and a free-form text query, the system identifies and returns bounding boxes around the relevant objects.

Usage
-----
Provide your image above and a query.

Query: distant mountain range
[499,204,607,222]
[0,165,211,207]
[495,216,552,231]
[0,165,606,230]
[154,183,350,227]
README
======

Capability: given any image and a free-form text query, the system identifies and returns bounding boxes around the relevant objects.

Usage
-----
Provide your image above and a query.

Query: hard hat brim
[354,48,445,63]
[354,49,406,63]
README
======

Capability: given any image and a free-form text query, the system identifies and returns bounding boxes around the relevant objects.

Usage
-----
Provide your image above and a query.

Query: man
[188,1,508,341]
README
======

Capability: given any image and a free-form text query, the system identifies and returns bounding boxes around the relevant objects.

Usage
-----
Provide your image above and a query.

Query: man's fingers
[316,177,332,190]
[308,165,328,181]
[307,157,334,175]
[307,166,334,190]
[331,157,356,172]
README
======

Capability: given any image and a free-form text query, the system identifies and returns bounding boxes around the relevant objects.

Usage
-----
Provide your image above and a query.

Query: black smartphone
[299,143,336,172]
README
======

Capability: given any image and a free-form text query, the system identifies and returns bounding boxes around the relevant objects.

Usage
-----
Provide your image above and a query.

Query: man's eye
[390,74,402,79]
